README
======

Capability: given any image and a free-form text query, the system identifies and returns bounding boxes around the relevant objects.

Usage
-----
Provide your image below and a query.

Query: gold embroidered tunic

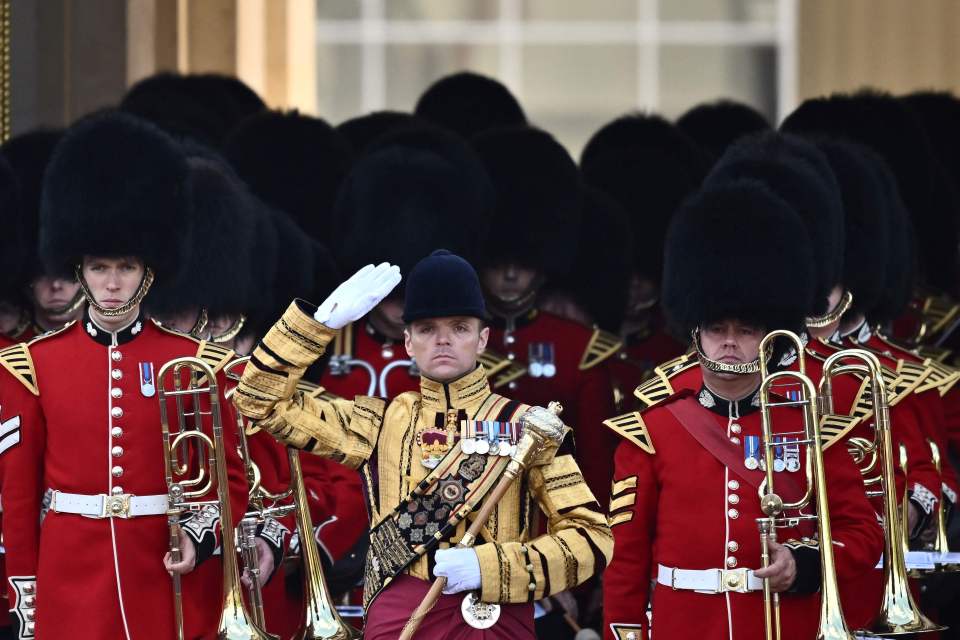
[234,301,612,605]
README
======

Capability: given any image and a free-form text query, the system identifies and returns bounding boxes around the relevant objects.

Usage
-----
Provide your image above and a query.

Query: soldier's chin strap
[805,289,853,329]
[75,265,155,318]
[692,327,768,375]
[211,314,246,344]
[45,287,87,317]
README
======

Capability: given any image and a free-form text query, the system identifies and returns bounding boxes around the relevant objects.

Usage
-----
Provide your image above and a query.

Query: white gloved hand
[434,547,482,594]
[314,262,402,329]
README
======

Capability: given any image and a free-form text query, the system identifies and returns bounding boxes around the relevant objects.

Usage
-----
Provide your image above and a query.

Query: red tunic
[603,388,884,640]
[0,313,247,640]
[318,320,419,401]
[486,309,619,506]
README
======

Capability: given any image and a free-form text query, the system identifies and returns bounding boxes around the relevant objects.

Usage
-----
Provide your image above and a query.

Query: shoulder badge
[0,343,39,396]
[633,353,696,409]
[603,411,655,454]
[196,341,235,375]
[578,328,624,371]
[486,357,527,390]
[476,348,513,378]
[820,413,862,450]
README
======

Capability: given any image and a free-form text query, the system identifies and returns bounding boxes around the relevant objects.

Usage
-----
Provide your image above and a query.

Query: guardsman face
[30,275,81,318]
[699,319,764,372]
[154,307,204,334]
[80,256,145,310]
[404,316,490,383]
[480,263,541,306]
[807,285,844,340]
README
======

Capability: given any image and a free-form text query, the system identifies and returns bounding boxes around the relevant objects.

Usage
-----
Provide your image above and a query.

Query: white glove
[434,547,482,594]
[314,263,402,329]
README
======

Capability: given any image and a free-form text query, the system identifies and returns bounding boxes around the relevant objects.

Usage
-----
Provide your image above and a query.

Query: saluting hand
[163,528,198,576]
[753,541,796,593]
[315,262,402,329]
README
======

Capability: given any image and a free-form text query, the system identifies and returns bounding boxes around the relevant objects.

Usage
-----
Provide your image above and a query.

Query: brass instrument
[819,349,943,636]
[757,330,854,640]
[158,356,276,640]
[224,356,360,639]
[925,440,959,571]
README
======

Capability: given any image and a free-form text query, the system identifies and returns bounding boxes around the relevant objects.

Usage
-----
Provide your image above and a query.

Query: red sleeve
[574,364,618,508]
[300,453,367,563]
[822,439,885,581]
[941,387,960,459]
[0,376,44,584]
[603,441,655,640]
[893,396,942,516]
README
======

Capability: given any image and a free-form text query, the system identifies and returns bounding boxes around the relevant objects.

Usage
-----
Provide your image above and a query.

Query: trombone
[224,356,360,639]
[158,356,276,640]
[819,349,944,636]
[757,330,854,640]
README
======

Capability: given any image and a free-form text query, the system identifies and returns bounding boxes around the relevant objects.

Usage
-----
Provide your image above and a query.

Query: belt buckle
[101,493,132,519]
[719,568,749,593]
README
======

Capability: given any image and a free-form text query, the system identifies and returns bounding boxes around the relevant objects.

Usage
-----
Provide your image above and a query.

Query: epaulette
[477,348,513,378]
[195,341,235,374]
[919,359,960,396]
[0,343,38,396]
[27,319,76,344]
[603,411,654,454]
[578,328,624,371]
[917,345,952,364]
[485,354,527,390]
[872,332,955,396]
[806,344,907,407]
[919,294,960,340]
[632,353,697,409]
[820,413,862,450]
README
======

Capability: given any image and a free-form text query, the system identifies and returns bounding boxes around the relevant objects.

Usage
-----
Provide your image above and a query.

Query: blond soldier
[234,252,612,639]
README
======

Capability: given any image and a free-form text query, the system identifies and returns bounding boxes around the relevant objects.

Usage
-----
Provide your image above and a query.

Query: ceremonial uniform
[0,312,247,639]
[603,387,883,640]
[234,300,613,638]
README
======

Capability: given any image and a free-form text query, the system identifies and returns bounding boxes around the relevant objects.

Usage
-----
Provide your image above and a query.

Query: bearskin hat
[266,206,321,321]
[901,91,960,190]
[548,187,633,331]
[472,126,581,277]
[223,110,353,246]
[663,178,815,334]
[580,113,707,281]
[241,203,280,339]
[336,111,424,155]
[40,111,191,281]
[705,132,843,316]
[0,154,25,301]
[676,99,771,162]
[811,140,890,318]
[0,129,64,279]
[415,72,526,140]
[145,154,256,318]
[782,90,956,294]
[870,159,917,324]
[334,125,493,280]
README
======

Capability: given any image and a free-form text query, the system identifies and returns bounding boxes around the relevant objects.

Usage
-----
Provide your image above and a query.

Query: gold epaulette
[476,348,513,378]
[920,294,960,339]
[196,341,235,374]
[603,411,654,454]
[578,328,623,371]
[632,353,696,409]
[916,359,960,396]
[918,345,952,363]
[0,343,38,396]
[820,413,862,450]
[485,355,527,390]
[889,359,929,404]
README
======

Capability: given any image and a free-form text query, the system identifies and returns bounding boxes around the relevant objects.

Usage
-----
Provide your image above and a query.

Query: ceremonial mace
[399,402,566,640]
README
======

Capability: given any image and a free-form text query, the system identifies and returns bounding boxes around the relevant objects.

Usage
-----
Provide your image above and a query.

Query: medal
[461,592,500,629]
[541,343,556,378]
[785,437,801,472]
[475,422,490,455]
[528,344,544,378]
[773,436,786,473]
[139,362,156,397]
[744,435,760,470]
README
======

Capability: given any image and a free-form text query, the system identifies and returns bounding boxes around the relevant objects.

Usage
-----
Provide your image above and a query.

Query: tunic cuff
[785,540,821,594]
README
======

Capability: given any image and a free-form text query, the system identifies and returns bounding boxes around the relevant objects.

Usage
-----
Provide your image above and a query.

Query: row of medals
[460,421,519,457]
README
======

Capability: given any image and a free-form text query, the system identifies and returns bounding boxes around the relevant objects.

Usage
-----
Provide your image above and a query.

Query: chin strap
[44,287,86,317]
[805,290,853,329]
[75,266,155,318]
[210,314,246,344]
[692,327,767,375]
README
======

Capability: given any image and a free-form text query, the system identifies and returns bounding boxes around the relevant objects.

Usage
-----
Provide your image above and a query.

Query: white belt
[49,490,168,519]
[657,564,763,594]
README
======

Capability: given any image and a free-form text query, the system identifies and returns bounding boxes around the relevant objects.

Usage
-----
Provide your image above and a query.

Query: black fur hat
[705,132,843,316]
[662,178,815,334]
[40,111,191,281]
[224,110,353,245]
[676,99,771,162]
[0,129,64,279]
[415,71,526,139]
[121,73,226,147]
[902,91,960,189]
[580,113,707,281]
[145,155,256,318]
[814,140,890,318]
[242,203,280,338]
[473,126,581,277]
[0,154,25,301]
[334,125,493,279]
[336,111,424,155]
[781,90,955,293]
[870,158,917,324]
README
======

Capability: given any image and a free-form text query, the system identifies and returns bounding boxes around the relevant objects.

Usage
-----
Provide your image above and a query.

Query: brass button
[726,556,737,568]
[111,446,124,458]
[728,540,739,552]
[730,437,741,445]
[728,480,740,490]
[23,584,34,595]
[111,427,122,438]
[627,634,638,640]
[111,369,122,380]
[111,388,122,399]
[507,352,516,360]
[112,466,124,478]
[728,494,740,505]
[728,508,739,519]
[730,424,742,434]
[505,334,516,345]
[26,610,34,621]
[26,622,34,633]
[528,582,536,591]
[525,563,534,572]
[725,573,740,588]
[111,486,124,495]
[509,382,517,390]
[111,407,123,419]
[111,350,122,362]
[23,596,34,607]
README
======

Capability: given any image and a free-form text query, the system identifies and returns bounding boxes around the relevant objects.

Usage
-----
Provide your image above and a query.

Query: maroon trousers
[364,575,536,640]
